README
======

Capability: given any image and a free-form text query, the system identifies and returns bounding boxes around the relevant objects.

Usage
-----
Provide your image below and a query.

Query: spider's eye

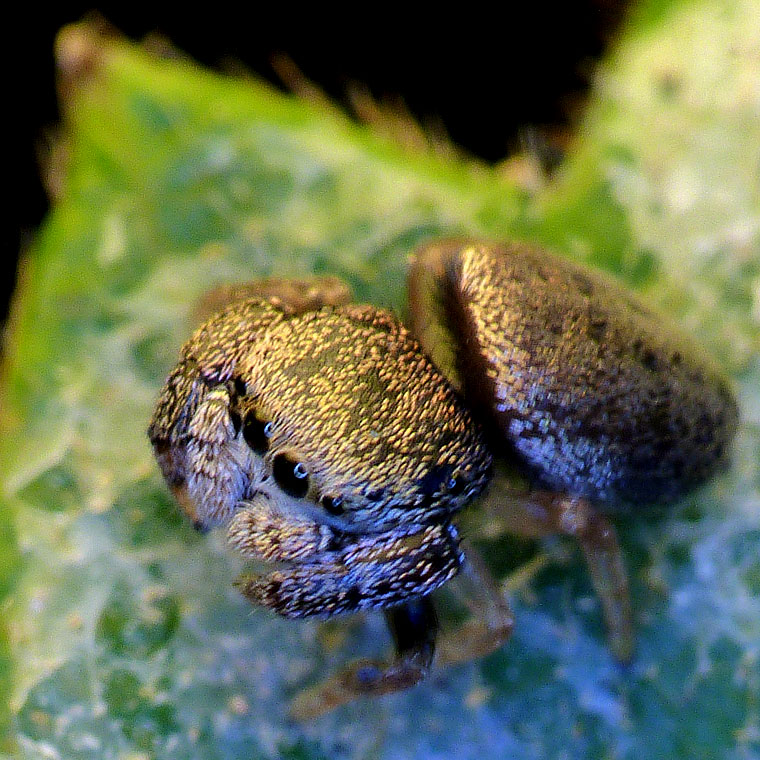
[243,411,272,454]
[321,495,345,516]
[233,377,248,397]
[273,453,309,498]
[420,464,466,499]
[446,473,467,497]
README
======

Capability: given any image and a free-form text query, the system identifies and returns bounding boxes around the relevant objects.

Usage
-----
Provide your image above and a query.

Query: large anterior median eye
[273,453,310,498]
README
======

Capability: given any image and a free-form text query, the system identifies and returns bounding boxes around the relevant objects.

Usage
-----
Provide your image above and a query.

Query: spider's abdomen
[409,239,739,506]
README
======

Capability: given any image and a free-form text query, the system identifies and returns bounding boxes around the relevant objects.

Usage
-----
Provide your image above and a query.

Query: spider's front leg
[289,597,440,721]
[281,540,517,720]
[229,501,462,718]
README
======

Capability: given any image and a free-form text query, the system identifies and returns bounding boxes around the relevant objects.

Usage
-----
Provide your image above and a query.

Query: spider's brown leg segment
[194,275,353,322]
[289,597,439,720]
[573,504,633,662]
[474,483,633,662]
[435,541,514,666]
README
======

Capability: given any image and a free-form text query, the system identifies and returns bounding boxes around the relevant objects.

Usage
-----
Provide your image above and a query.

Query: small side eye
[232,377,248,398]
[420,464,466,498]
[446,472,467,497]
[243,412,273,454]
[321,495,345,516]
[273,453,310,498]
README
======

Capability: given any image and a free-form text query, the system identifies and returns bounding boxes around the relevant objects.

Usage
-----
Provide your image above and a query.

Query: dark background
[10,5,629,336]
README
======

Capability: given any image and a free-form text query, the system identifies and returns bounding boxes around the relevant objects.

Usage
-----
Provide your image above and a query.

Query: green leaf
[3,2,759,758]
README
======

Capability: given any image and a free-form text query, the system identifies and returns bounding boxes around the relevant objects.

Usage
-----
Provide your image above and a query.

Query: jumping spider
[148,239,738,718]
